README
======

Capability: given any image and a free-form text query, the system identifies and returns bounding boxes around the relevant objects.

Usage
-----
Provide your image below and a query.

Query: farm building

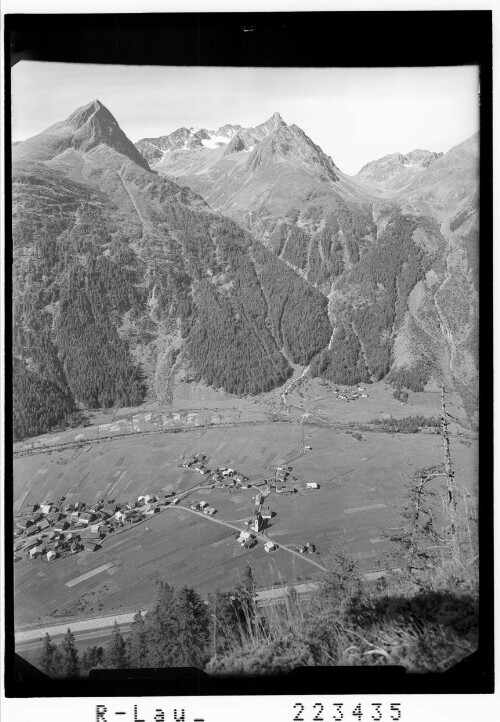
[305,446,312,451]
[46,550,58,561]
[24,538,40,551]
[84,542,100,552]
[261,507,273,520]
[29,545,43,559]
[37,519,50,531]
[138,495,157,504]
[16,519,33,530]
[79,512,96,525]
[198,501,209,509]
[254,492,263,506]
[264,542,277,553]
[305,482,319,490]
[171,498,180,505]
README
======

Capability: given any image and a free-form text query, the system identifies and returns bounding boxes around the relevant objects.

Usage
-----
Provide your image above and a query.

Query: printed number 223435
[293,703,402,721]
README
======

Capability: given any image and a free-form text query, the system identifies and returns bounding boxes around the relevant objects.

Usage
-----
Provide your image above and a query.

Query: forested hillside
[310,209,433,386]
[11,99,479,439]
[11,106,333,439]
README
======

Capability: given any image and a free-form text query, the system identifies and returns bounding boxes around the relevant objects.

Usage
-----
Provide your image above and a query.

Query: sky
[11,62,479,175]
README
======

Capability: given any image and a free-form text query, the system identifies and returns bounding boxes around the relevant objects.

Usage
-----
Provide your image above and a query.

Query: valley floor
[13,382,477,641]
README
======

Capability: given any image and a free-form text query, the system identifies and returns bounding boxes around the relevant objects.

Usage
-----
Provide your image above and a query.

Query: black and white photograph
[3,6,494,715]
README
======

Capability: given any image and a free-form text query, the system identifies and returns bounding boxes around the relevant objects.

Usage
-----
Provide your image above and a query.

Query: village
[13,452,321,565]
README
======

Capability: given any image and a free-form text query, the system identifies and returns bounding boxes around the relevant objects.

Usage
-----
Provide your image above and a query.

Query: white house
[264,542,277,553]
[29,545,43,559]
[237,531,251,545]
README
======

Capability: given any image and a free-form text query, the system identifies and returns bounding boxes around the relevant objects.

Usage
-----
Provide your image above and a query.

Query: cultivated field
[13,416,478,630]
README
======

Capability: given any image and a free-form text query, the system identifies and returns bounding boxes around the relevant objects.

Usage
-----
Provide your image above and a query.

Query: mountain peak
[66,99,114,129]
[271,111,285,123]
[13,99,151,171]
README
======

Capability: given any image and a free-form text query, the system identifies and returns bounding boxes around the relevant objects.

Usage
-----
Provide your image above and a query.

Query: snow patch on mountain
[202,135,231,149]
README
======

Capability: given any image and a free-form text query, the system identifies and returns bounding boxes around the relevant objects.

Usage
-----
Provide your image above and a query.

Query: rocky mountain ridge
[357,149,443,189]
[12,100,479,440]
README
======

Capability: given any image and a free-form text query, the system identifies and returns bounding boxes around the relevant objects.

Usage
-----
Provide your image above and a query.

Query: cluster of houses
[14,445,324,569]
[181,453,210,474]
[13,491,177,563]
[236,530,278,553]
[294,541,316,554]
[189,499,217,516]
[336,385,369,402]
[181,454,252,490]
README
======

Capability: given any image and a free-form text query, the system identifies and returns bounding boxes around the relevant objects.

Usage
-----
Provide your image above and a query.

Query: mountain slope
[357,149,443,190]
[12,101,332,440]
[13,99,151,171]
[147,114,478,419]
[136,113,388,243]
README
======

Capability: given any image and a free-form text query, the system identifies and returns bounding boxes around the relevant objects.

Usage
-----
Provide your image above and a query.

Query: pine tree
[145,581,179,667]
[81,646,104,673]
[38,633,57,676]
[127,611,149,668]
[174,586,210,668]
[105,622,128,669]
[59,628,80,677]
